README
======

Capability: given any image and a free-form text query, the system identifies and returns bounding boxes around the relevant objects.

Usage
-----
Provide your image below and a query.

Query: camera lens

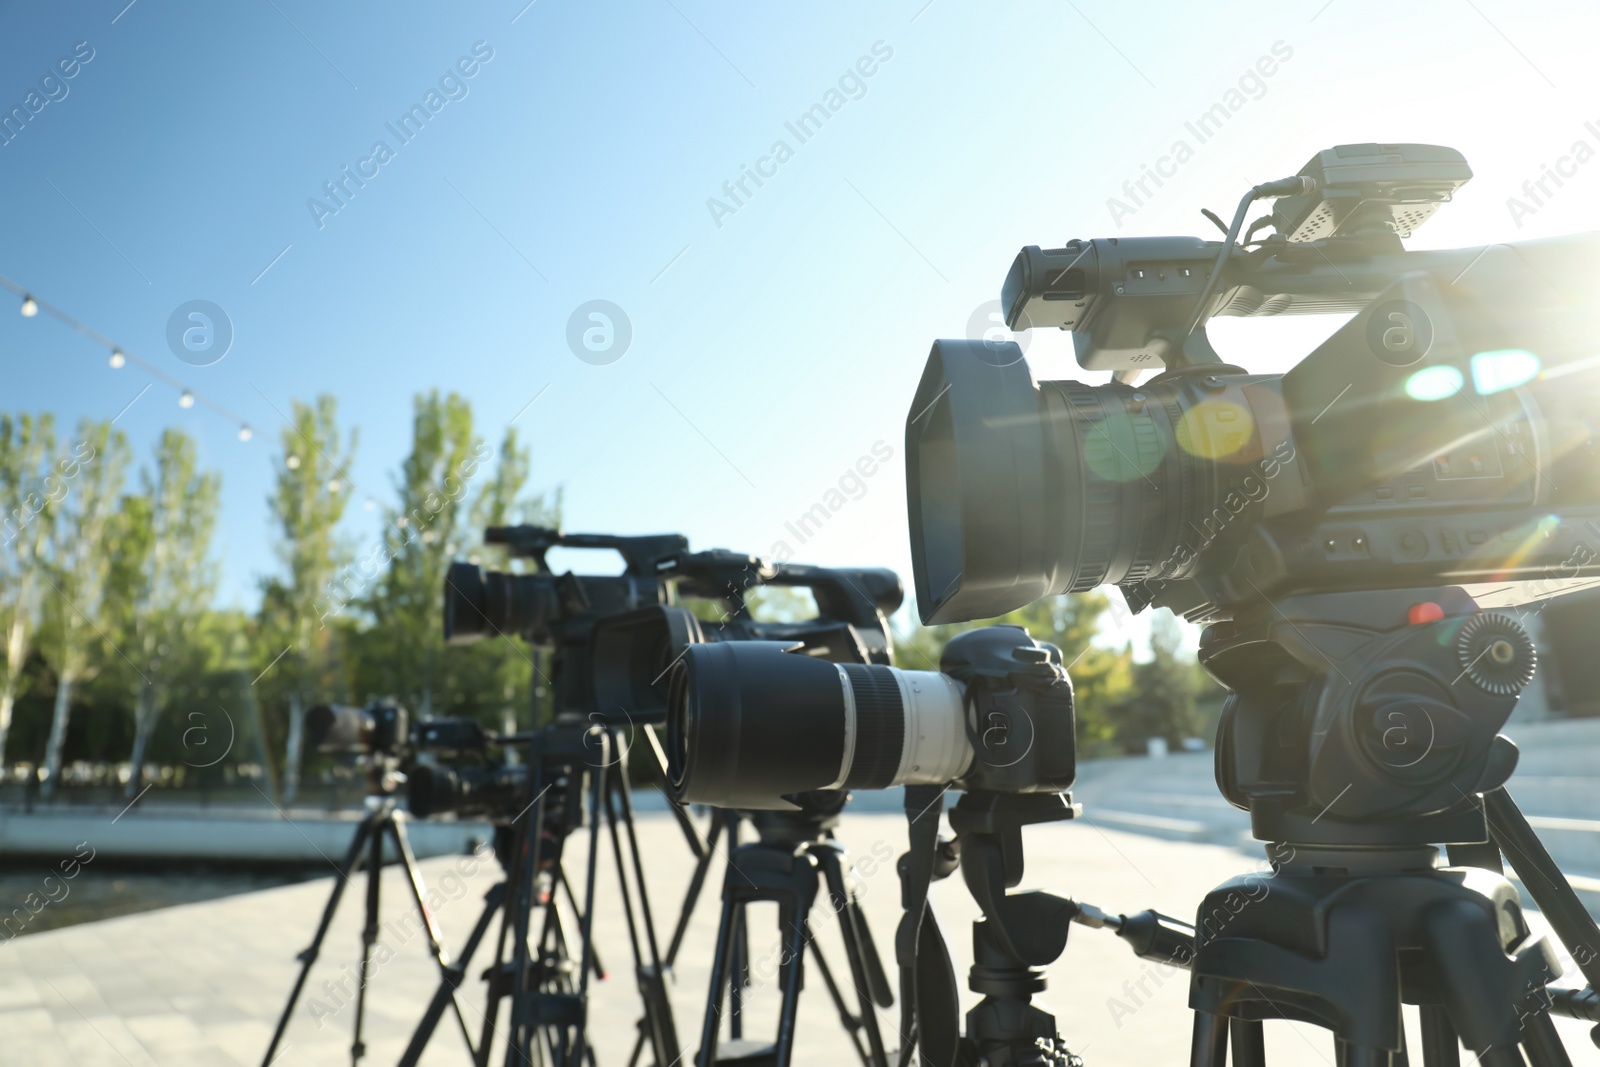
[666,641,970,809]
[406,761,527,820]
[907,338,1274,624]
[442,561,559,642]
[405,764,453,819]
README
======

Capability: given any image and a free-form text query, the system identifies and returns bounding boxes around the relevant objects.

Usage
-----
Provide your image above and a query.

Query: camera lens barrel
[443,561,559,643]
[406,762,527,820]
[906,338,1278,624]
[666,641,970,809]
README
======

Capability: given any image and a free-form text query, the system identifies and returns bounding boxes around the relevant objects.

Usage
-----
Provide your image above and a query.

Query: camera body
[591,552,902,723]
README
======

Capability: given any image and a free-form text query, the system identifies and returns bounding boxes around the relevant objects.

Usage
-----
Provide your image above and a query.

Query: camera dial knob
[1454,613,1536,697]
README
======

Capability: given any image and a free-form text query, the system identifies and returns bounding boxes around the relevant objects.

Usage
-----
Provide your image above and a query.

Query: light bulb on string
[109,349,125,368]
[238,425,252,442]
[286,454,301,470]
[20,296,37,317]
[178,390,195,409]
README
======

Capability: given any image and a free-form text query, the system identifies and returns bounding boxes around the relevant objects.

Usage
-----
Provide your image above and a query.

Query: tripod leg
[1485,790,1600,995]
[1189,1011,1228,1067]
[697,891,741,1067]
[1420,1005,1460,1067]
[730,903,747,1041]
[665,811,725,965]
[803,937,871,1066]
[260,814,374,1067]
[563,747,607,1067]
[605,768,681,1067]
[559,869,605,980]
[819,849,889,1067]
[773,896,814,1067]
[398,882,506,1067]
[351,813,384,1064]
[505,762,553,1067]
[1230,1018,1266,1067]
[1521,1011,1574,1067]
[388,815,481,1052]
[1335,1041,1394,1067]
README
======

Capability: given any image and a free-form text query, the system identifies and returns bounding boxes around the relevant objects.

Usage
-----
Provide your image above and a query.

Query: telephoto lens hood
[906,339,1053,625]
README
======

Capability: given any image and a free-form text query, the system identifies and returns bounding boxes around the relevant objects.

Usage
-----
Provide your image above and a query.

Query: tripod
[1186,587,1587,1066]
[261,790,469,1067]
[397,718,683,1067]
[694,795,895,1067]
[895,788,1089,1067]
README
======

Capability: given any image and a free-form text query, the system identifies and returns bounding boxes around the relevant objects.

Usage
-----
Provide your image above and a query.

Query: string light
[0,277,252,441]
[286,454,301,470]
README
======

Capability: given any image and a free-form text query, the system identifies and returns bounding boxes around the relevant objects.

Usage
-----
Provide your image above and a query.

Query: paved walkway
[0,811,1593,1065]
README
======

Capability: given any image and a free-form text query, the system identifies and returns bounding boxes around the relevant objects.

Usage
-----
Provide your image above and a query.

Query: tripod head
[1202,586,1534,849]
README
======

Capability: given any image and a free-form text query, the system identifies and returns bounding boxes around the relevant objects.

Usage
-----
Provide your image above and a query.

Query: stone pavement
[1,811,1594,1066]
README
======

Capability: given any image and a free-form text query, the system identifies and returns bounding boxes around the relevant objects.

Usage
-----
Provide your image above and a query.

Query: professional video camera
[408,526,912,1067]
[908,141,1600,625]
[404,716,528,821]
[896,143,1600,1065]
[305,698,407,758]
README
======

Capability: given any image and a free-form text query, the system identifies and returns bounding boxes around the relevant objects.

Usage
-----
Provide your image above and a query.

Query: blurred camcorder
[306,698,408,757]
[405,715,527,820]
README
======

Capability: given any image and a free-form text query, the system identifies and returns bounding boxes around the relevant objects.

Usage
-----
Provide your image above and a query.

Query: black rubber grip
[841,664,904,789]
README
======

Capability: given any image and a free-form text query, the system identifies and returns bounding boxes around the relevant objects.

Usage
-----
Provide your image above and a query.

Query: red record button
[1408,602,1445,625]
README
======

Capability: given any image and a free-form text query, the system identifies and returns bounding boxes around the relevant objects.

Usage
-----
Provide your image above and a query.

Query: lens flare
[1084,419,1162,482]
[1176,400,1255,460]
[1470,349,1541,394]
[1405,365,1465,402]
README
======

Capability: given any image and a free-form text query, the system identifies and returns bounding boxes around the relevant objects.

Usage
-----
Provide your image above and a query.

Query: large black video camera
[907,142,1600,625]
[445,525,904,728]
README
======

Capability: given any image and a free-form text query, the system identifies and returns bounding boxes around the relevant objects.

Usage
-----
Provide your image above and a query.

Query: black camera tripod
[1183,588,1596,1066]
[397,717,684,1067]
[691,793,895,1067]
[260,787,471,1067]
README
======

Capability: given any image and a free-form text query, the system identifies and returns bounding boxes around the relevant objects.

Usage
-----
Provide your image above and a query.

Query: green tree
[39,420,131,798]
[258,396,357,803]
[1112,611,1204,753]
[366,391,483,716]
[0,414,57,770]
[115,430,222,795]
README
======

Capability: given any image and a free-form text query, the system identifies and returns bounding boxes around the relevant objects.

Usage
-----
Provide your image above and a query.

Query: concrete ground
[0,810,1595,1066]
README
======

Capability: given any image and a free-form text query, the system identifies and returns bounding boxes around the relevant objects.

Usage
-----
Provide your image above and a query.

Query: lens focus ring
[840,664,905,789]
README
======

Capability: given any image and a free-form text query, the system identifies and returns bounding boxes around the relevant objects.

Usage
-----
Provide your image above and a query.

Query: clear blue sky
[2,0,1597,650]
